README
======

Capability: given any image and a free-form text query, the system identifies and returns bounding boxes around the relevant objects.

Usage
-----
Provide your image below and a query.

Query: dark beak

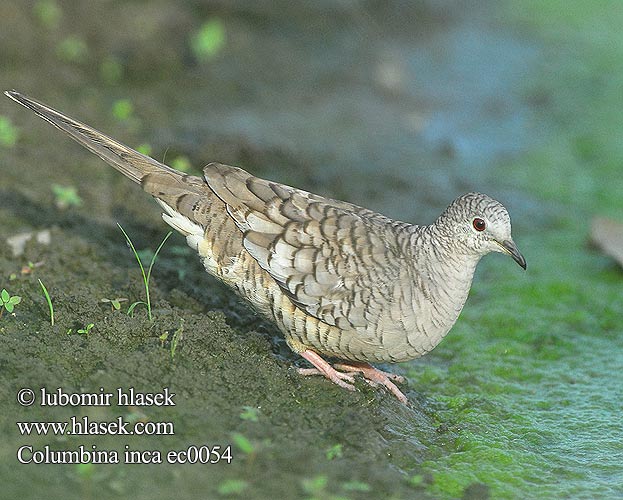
[500,239,527,270]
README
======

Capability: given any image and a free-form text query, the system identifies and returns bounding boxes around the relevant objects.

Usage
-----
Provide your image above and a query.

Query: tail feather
[5,89,235,241]
[4,90,180,185]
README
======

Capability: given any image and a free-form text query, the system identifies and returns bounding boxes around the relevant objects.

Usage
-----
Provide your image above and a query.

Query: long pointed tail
[4,90,180,185]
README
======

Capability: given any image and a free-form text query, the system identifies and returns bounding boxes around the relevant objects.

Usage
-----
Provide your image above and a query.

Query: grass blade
[38,279,54,326]
[117,224,172,321]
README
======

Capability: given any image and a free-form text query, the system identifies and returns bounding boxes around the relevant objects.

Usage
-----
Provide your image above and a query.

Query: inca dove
[5,91,526,404]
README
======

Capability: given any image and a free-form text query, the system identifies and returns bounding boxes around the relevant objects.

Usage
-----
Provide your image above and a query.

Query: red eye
[473,218,486,231]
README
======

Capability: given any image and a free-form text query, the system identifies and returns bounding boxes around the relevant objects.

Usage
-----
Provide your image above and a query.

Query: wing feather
[204,162,409,333]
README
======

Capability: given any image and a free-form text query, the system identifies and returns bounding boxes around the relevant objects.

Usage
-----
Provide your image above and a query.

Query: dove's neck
[407,224,481,337]
[410,223,481,278]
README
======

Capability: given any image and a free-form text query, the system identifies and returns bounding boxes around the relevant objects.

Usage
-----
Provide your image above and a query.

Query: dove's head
[435,192,526,269]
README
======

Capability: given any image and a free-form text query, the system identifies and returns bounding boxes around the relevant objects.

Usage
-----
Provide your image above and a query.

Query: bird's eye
[473,217,486,231]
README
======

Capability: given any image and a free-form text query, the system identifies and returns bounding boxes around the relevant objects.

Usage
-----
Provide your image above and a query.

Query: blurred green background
[0,1,621,499]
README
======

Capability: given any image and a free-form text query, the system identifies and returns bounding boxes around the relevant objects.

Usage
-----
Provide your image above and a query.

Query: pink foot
[334,361,408,404]
[298,350,356,391]
[334,362,405,383]
[297,351,408,404]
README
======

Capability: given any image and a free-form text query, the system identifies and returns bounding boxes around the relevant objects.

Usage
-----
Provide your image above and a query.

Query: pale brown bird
[5,91,526,404]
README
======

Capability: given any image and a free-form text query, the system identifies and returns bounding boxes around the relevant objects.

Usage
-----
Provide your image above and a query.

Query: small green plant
[56,35,88,63]
[78,323,94,335]
[190,19,225,62]
[217,479,249,496]
[20,260,41,275]
[0,289,21,318]
[325,443,343,460]
[171,155,192,172]
[67,323,94,335]
[136,143,152,156]
[33,0,61,29]
[74,462,95,479]
[100,56,123,84]
[118,224,172,320]
[38,279,54,326]
[112,99,134,122]
[341,480,371,492]
[0,116,19,147]
[239,406,259,422]
[301,475,328,497]
[100,297,128,311]
[231,432,255,456]
[170,319,184,359]
[51,184,82,209]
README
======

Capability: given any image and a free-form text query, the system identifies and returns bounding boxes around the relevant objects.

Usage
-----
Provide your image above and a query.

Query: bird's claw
[298,350,408,404]
[334,362,408,404]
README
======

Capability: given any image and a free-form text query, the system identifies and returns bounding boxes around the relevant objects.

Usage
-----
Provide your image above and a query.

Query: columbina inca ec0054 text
[5,91,526,404]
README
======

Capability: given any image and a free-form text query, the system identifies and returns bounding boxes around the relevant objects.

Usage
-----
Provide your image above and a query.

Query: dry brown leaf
[591,216,623,268]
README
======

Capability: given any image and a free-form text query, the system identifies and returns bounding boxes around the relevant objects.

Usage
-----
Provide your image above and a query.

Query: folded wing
[204,162,408,334]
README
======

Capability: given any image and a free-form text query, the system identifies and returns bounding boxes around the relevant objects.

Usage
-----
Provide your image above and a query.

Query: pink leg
[333,362,408,404]
[298,350,356,391]
[297,351,409,404]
